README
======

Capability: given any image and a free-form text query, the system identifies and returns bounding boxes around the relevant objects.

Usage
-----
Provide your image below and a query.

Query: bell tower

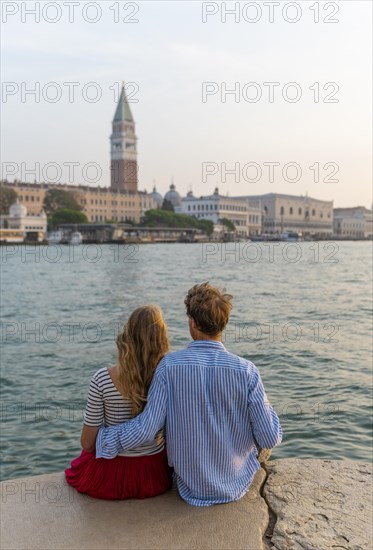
[110,84,138,193]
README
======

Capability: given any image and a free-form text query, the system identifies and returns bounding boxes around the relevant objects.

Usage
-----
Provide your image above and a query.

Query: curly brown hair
[184,282,233,336]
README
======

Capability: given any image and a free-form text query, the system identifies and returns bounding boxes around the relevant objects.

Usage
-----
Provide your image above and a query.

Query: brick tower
[110,85,138,193]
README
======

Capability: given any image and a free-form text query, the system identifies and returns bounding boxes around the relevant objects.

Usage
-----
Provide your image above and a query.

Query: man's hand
[95,426,120,459]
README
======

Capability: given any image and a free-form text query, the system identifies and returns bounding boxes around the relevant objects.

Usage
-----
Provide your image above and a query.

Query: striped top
[96,340,283,506]
[84,367,164,457]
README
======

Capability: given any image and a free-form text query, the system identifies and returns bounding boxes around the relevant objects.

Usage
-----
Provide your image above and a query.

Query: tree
[219,218,236,232]
[161,198,174,212]
[0,186,18,214]
[140,209,213,235]
[50,208,88,227]
[197,219,214,236]
[43,189,82,217]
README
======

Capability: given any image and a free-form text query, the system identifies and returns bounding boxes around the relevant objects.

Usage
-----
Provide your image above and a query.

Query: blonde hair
[116,305,170,416]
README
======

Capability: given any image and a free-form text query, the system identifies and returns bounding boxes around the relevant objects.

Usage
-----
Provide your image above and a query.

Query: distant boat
[69,231,83,245]
[280,232,302,242]
[47,230,63,244]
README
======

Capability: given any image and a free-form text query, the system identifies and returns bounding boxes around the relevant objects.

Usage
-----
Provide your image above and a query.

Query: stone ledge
[1,460,371,550]
[0,468,268,550]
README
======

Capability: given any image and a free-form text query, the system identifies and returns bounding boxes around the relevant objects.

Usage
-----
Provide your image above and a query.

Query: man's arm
[96,360,167,459]
[248,364,283,449]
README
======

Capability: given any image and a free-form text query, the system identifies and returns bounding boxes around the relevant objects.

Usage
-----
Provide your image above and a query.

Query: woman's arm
[81,373,105,453]
[81,425,100,453]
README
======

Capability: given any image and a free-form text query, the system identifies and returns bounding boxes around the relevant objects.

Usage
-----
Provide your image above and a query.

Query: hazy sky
[2,0,372,207]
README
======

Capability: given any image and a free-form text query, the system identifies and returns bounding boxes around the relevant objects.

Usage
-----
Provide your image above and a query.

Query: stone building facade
[2,181,156,223]
[333,207,373,239]
[236,193,334,237]
[180,188,262,237]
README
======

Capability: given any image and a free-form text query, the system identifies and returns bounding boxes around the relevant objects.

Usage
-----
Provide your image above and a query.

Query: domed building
[0,199,47,242]
[150,186,163,208]
[164,181,182,210]
[9,200,28,218]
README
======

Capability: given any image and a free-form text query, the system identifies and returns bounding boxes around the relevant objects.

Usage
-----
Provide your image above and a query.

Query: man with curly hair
[96,282,282,506]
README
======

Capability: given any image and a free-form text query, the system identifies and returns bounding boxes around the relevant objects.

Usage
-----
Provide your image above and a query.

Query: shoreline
[1,237,372,246]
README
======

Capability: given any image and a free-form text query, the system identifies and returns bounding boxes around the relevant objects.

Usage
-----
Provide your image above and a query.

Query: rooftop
[235,193,334,204]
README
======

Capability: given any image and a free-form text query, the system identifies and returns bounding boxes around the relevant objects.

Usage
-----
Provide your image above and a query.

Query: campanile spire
[110,84,138,193]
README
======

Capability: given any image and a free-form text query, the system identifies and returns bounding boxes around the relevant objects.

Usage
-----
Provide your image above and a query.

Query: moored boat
[69,231,83,245]
[47,229,64,244]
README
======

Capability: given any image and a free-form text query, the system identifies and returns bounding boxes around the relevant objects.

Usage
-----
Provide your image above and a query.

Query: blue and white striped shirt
[96,340,282,506]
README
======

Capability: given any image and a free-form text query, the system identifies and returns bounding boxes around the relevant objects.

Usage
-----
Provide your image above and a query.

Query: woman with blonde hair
[65,305,173,499]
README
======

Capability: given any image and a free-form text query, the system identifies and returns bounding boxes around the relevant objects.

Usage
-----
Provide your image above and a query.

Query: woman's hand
[80,425,100,453]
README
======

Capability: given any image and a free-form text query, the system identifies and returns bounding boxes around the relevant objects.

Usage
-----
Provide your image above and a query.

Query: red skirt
[65,448,173,500]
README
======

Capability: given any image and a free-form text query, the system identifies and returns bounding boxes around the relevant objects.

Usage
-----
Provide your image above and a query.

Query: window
[312,209,315,216]
[188,205,190,211]
[289,207,293,214]
[280,206,284,215]
[298,208,302,215]
[215,204,217,210]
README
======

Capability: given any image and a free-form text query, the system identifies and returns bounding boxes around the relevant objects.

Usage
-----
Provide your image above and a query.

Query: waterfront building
[235,193,334,237]
[333,207,373,239]
[180,188,257,237]
[1,181,157,224]
[0,200,47,241]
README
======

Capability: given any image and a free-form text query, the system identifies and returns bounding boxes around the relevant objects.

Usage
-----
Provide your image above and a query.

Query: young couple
[65,282,282,506]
